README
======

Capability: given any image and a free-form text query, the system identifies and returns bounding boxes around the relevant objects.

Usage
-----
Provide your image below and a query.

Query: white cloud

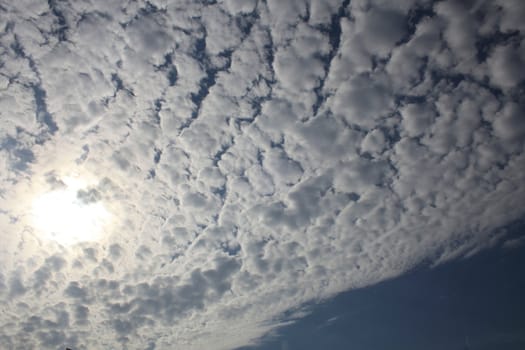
[331,74,393,129]
[486,43,525,89]
[354,7,408,57]
[400,102,436,138]
[1,0,525,349]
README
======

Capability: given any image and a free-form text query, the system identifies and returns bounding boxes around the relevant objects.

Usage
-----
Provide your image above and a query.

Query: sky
[239,220,525,350]
[0,0,524,349]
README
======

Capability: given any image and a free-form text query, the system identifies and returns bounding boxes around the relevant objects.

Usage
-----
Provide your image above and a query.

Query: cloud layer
[0,0,524,349]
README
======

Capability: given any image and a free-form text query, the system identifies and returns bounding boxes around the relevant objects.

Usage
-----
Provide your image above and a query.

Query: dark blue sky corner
[238,219,525,350]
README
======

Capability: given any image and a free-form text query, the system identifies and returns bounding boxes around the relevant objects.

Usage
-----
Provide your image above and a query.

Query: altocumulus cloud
[0,0,525,349]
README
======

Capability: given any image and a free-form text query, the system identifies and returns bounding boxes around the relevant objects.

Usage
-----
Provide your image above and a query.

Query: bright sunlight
[31,176,111,246]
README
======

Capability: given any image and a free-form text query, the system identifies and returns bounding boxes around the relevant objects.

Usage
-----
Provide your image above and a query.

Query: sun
[31,176,111,246]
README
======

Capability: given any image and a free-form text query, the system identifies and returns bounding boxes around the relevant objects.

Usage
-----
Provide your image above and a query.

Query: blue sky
[241,221,525,350]
[0,0,524,349]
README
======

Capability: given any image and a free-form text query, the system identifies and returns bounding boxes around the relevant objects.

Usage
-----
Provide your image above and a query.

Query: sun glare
[31,177,111,246]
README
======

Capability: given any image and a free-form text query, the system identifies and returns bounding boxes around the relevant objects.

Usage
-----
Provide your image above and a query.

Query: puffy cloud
[493,102,525,142]
[0,0,524,349]
[486,43,525,89]
[355,7,408,57]
[331,74,393,129]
